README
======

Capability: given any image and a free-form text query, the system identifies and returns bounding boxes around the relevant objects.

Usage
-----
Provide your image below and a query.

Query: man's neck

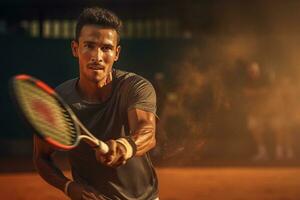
[78,75,113,103]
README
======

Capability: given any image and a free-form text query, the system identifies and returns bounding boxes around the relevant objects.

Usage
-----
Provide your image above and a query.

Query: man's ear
[114,45,121,61]
[71,40,79,58]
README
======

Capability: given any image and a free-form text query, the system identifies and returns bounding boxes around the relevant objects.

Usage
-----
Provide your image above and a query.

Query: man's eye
[102,46,112,51]
[85,44,94,49]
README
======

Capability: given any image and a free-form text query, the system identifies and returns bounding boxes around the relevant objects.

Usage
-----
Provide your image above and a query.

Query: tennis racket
[10,74,109,154]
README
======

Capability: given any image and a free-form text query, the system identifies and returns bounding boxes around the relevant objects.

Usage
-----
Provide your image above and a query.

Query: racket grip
[98,140,109,154]
[79,135,109,154]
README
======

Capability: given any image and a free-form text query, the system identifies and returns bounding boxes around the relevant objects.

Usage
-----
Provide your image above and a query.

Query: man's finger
[106,140,117,163]
[82,191,99,200]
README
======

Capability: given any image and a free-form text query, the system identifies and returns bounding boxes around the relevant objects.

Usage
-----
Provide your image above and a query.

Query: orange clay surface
[0,167,300,200]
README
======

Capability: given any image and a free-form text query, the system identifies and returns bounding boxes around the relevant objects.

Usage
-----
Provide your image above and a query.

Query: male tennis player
[33,7,159,200]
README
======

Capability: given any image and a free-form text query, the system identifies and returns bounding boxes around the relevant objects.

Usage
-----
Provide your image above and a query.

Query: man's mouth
[88,64,105,70]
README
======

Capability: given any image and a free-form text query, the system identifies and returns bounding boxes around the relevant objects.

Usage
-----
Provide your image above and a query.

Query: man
[33,7,159,200]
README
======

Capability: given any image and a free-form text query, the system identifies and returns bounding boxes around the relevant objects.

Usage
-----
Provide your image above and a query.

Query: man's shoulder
[115,69,137,80]
[115,69,152,86]
[55,78,78,97]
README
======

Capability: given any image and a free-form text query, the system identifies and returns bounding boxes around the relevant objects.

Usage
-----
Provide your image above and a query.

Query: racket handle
[97,140,109,154]
[79,135,109,154]
[76,121,109,154]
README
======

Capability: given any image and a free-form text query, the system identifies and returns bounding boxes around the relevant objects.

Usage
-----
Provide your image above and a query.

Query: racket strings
[14,80,77,145]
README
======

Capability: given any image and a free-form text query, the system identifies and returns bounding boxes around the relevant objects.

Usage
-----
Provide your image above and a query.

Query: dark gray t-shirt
[55,69,158,200]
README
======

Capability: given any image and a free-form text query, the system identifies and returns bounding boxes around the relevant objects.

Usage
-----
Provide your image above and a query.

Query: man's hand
[67,181,103,200]
[95,139,127,167]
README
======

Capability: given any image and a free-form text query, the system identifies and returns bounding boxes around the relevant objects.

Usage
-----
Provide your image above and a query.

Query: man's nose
[92,48,103,62]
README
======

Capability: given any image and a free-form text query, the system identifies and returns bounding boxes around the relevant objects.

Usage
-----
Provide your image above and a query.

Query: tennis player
[33,7,159,200]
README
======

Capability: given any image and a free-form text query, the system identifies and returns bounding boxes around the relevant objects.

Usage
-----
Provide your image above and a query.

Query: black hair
[75,7,122,43]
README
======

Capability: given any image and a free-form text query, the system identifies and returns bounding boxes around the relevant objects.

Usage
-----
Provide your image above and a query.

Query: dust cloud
[153,0,300,165]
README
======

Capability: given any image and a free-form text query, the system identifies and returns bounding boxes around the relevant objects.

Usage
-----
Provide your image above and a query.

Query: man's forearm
[131,124,156,156]
[127,109,157,157]
[34,155,70,193]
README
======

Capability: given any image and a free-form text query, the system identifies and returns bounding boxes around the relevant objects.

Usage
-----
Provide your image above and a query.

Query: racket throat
[79,135,100,148]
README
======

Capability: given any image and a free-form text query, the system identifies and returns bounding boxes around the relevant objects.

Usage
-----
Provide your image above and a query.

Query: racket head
[10,74,80,150]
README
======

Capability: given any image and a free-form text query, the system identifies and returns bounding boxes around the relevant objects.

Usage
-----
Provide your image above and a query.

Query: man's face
[71,25,121,84]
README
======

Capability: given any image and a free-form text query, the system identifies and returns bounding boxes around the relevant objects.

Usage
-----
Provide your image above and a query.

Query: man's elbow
[145,130,156,151]
[33,153,44,171]
[144,134,156,154]
[32,150,52,172]
[149,136,156,150]
[135,134,156,156]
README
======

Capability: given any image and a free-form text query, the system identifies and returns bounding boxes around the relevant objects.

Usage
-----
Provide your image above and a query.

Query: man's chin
[90,76,107,86]
[84,71,110,85]
[92,77,105,83]
[88,71,104,80]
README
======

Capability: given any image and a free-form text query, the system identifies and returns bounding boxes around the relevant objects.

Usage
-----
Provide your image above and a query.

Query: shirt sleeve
[126,76,157,115]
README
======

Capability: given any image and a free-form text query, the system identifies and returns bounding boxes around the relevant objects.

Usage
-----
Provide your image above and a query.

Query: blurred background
[1,0,300,170]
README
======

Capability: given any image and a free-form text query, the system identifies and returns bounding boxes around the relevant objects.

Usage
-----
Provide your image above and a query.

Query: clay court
[1,167,300,200]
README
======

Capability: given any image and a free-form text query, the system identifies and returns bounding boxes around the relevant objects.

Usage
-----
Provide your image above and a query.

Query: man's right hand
[95,139,127,168]
[67,181,103,200]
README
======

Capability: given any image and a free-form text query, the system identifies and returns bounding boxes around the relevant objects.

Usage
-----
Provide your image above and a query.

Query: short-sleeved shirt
[55,69,158,200]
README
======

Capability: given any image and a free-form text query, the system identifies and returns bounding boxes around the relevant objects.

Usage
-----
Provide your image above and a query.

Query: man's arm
[33,135,100,200]
[33,135,69,192]
[95,108,156,167]
[127,108,156,156]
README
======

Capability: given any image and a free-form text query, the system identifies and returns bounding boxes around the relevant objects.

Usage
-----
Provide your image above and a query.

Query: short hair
[75,7,122,43]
